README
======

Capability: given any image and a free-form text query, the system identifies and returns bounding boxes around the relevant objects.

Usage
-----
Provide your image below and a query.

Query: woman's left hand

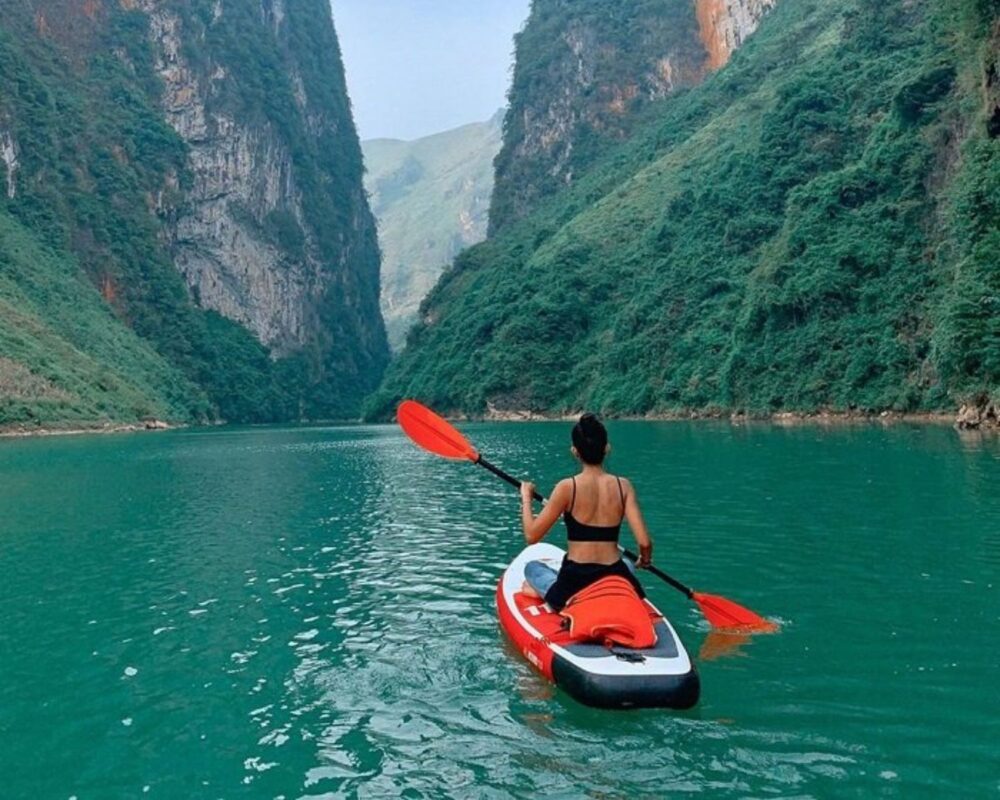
[520,481,535,503]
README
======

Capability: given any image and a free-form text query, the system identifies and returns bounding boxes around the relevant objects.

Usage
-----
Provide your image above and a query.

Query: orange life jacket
[559,576,658,649]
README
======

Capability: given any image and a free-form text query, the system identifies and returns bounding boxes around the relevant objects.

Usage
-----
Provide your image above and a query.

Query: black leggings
[544,558,646,612]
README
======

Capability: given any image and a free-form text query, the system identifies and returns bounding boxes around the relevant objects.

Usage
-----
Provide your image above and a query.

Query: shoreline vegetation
[4,404,996,440]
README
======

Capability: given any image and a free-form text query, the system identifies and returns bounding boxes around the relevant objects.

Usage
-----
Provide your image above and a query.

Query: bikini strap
[617,477,626,521]
[569,477,577,513]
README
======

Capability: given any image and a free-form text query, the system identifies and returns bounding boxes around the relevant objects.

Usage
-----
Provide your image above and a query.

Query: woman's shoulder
[610,474,633,492]
[553,477,575,492]
[549,478,574,508]
[604,471,629,482]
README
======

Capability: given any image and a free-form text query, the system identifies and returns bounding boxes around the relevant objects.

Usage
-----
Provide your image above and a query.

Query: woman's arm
[520,480,571,544]
[622,479,654,567]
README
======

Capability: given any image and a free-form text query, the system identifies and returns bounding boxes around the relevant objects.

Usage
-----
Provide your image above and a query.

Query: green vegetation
[363,111,503,350]
[369,0,999,419]
[0,212,206,427]
[490,0,706,233]
[0,0,385,427]
[933,2,1000,402]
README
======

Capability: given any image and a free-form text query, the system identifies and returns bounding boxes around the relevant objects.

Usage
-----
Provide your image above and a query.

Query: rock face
[143,6,307,351]
[0,128,16,199]
[363,111,503,350]
[957,401,999,430]
[489,0,777,233]
[696,0,777,70]
[141,1,386,366]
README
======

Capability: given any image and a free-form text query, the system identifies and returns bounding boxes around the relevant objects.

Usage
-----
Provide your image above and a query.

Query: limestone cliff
[0,0,387,426]
[696,0,777,70]
[142,4,307,351]
[489,0,777,233]
[140,0,387,398]
[0,127,17,199]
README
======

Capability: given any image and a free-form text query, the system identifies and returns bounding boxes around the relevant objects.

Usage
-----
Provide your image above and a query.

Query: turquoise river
[1,422,998,798]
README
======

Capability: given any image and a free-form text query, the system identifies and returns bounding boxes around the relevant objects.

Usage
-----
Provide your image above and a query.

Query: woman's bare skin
[518,444,653,598]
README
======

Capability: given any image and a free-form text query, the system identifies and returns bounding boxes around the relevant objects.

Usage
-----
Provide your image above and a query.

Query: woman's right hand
[636,542,653,569]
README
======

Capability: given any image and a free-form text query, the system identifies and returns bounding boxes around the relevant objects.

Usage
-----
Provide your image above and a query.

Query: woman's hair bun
[572,413,608,465]
[579,412,602,432]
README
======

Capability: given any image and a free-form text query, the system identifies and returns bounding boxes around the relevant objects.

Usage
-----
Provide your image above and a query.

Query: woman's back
[564,472,628,565]
[566,472,627,527]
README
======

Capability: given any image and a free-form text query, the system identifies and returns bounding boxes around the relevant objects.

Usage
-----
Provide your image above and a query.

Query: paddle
[397,400,775,632]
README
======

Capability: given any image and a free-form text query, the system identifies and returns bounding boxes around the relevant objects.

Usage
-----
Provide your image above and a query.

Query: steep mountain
[363,111,503,350]
[369,0,999,420]
[489,0,775,233]
[0,0,387,429]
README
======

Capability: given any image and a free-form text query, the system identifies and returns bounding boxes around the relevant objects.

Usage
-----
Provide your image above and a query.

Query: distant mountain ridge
[363,111,503,350]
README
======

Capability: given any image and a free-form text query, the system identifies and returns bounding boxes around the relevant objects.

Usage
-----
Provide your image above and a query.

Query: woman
[519,413,654,611]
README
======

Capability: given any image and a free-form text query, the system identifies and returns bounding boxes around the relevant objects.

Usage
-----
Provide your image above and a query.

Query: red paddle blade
[397,400,479,461]
[692,591,777,633]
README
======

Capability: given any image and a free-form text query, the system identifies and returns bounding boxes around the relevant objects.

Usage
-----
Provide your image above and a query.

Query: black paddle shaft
[475,455,695,598]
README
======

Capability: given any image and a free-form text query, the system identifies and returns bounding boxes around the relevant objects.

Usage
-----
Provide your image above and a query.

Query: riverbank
[0,419,177,439]
[481,403,999,430]
[3,402,996,438]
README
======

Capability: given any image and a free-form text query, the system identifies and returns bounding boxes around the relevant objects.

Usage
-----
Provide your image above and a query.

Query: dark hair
[572,413,608,465]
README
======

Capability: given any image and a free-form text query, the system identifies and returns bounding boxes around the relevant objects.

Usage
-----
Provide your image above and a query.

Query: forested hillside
[369,0,999,420]
[489,0,774,233]
[364,112,502,350]
[0,0,386,430]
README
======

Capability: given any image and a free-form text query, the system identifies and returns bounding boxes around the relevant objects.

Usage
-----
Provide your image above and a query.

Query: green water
[1,423,998,798]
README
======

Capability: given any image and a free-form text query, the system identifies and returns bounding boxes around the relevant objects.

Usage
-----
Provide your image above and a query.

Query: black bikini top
[563,476,626,543]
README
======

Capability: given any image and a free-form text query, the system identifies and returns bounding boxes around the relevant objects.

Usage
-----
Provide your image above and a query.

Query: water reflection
[699,631,752,662]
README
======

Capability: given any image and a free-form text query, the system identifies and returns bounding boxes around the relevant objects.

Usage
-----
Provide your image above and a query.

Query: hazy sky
[331,0,531,141]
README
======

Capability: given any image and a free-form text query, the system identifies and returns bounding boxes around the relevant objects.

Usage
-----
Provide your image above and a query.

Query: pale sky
[331,0,531,141]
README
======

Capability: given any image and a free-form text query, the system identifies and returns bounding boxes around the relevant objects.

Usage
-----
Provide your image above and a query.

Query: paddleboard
[496,542,700,709]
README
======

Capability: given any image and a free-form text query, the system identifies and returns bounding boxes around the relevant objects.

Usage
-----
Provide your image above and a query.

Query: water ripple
[0,423,997,797]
